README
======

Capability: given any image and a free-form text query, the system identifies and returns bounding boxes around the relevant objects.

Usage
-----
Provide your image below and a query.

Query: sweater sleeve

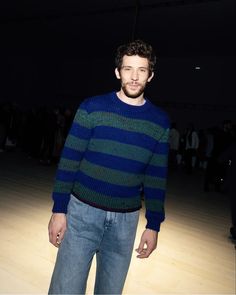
[143,124,170,232]
[52,101,92,213]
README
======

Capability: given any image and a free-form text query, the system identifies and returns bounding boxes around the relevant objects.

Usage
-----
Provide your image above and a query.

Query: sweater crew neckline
[110,92,151,113]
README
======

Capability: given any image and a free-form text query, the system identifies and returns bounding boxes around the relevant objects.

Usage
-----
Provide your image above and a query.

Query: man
[184,123,199,174]
[48,39,170,294]
[218,141,236,242]
[169,122,180,167]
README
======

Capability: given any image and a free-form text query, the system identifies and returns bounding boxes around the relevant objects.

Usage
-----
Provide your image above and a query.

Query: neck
[116,91,145,106]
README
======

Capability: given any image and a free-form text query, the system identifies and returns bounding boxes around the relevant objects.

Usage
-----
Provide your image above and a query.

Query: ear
[115,68,121,79]
[147,71,154,82]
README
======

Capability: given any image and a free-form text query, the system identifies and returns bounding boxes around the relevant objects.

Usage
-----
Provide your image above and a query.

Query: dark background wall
[0,0,235,130]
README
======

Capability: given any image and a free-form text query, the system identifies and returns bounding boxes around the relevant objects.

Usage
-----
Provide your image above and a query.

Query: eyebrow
[139,67,148,70]
[121,66,148,70]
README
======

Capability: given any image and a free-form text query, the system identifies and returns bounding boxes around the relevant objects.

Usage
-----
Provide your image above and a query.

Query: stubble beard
[121,82,147,99]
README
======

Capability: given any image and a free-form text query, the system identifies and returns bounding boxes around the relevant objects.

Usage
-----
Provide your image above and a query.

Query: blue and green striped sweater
[52,92,170,231]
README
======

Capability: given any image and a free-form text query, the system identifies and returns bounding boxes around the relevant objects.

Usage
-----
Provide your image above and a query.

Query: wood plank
[0,150,235,294]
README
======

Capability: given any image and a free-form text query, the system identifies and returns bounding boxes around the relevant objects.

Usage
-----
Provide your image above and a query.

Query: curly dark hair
[115,39,156,76]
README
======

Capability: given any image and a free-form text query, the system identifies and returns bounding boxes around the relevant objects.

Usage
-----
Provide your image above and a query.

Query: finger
[49,230,60,247]
[48,222,57,246]
[51,235,59,247]
[56,232,64,246]
[137,251,151,258]
[136,240,145,254]
[48,229,54,244]
[137,244,154,258]
[56,236,61,247]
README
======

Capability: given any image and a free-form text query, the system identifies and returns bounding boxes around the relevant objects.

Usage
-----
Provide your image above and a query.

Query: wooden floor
[0,150,235,294]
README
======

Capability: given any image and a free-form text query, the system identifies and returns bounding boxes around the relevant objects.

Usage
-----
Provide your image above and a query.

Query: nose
[131,69,138,81]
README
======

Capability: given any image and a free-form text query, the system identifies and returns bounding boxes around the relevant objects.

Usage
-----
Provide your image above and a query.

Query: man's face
[115,55,154,99]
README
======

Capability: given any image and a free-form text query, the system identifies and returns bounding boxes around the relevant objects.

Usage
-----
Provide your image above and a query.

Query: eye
[123,67,131,71]
[139,68,147,73]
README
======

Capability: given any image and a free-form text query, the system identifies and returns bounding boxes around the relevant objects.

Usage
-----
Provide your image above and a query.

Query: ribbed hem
[72,191,141,213]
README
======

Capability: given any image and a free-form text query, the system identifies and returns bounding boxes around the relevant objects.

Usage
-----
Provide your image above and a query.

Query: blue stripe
[145,165,168,177]
[76,171,140,198]
[56,169,75,182]
[92,126,156,150]
[61,146,84,161]
[156,142,169,154]
[84,151,145,173]
[70,123,91,139]
[144,187,166,201]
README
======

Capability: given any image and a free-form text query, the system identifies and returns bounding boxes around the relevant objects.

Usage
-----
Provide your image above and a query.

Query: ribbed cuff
[52,193,70,213]
[145,210,165,232]
[146,220,160,232]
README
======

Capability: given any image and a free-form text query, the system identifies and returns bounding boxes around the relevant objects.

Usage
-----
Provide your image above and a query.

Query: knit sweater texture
[52,92,170,231]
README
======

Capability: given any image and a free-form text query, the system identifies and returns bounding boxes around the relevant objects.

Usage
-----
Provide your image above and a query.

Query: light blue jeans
[48,195,139,295]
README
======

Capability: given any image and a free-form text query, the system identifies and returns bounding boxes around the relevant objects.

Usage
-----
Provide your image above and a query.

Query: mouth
[128,83,139,90]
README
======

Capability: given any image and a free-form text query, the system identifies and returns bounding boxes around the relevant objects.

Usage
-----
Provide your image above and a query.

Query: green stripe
[144,175,166,190]
[145,198,164,212]
[79,159,143,186]
[58,158,79,172]
[74,109,91,129]
[159,128,170,143]
[88,139,151,163]
[65,135,88,151]
[89,112,164,140]
[54,180,72,193]
[73,184,141,210]
[150,154,168,167]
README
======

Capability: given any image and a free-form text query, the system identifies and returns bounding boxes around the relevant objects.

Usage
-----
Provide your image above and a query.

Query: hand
[135,229,158,258]
[48,213,67,247]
